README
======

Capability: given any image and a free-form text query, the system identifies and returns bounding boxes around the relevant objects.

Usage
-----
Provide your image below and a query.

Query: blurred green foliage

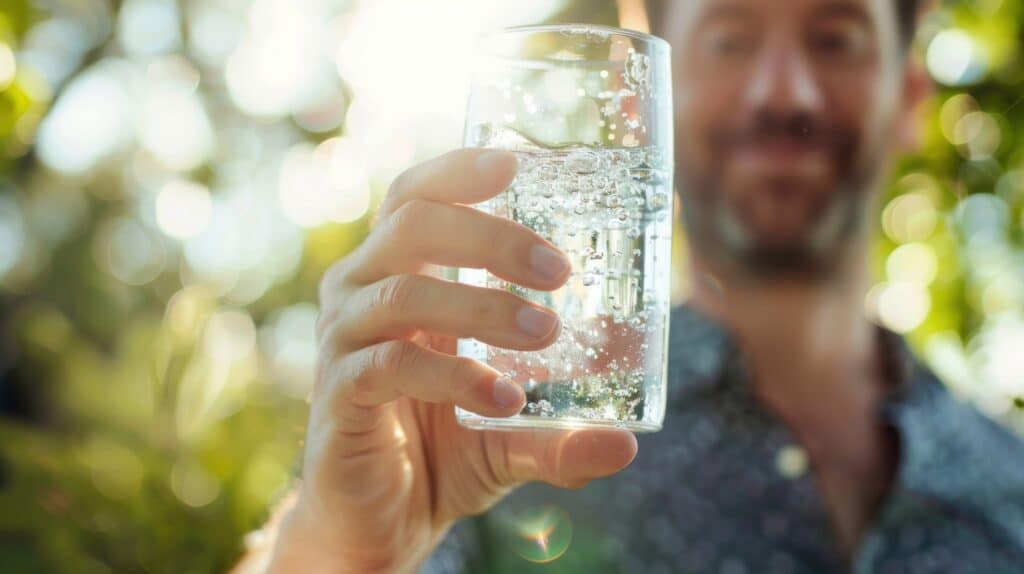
[0,0,1021,573]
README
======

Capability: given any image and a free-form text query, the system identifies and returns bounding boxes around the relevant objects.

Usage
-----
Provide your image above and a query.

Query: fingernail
[492,376,523,409]
[530,244,571,281]
[476,150,517,174]
[516,306,559,339]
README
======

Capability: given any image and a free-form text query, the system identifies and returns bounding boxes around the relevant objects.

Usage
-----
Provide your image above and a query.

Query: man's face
[664,0,909,272]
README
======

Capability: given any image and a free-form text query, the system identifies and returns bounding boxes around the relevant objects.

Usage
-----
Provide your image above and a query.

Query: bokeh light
[867,281,932,334]
[926,29,986,86]
[170,459,222,508]
[886,243,938,286]
[261,303,319,399]
[118,0,181,56]
[0,194,25,279]
[156,179,212,240]
[0,42,16,89]
[35,60,135,174]
[881,192,938,243]
[138,57,213,171]
[93,216,167,285]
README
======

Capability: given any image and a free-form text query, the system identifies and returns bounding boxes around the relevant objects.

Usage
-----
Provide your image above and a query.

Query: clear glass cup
[456,24,674,433]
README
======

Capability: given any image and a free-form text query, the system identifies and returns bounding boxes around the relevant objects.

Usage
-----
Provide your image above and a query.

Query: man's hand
[266,148,638,574]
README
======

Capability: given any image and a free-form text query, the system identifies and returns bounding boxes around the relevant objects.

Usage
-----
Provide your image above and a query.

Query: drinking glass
[456,24,673,432]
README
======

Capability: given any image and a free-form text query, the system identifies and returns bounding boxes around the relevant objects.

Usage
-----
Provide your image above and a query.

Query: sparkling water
[457,142,673,432]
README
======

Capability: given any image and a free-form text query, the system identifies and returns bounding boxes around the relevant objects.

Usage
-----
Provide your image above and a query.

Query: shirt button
[775,444,808,478]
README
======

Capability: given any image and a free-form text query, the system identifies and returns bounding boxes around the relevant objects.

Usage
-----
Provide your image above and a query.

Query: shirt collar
[666,301,927,405]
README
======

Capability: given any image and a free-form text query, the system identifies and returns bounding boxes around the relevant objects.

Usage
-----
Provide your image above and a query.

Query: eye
[712,35,754,54]
[810,23,871,60]
[704,29,757,57]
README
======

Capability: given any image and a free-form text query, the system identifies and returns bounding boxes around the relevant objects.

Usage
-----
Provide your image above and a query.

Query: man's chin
[735,242,829,275]
[726,223,834,273]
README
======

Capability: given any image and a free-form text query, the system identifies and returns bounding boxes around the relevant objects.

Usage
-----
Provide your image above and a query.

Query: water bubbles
[645,147,664,168]
[537,163,559,182]
[576,176,594,194]
[627,149,645,167]
[472,145,670,430]
[648,191,669,211]
[525,399,554,416]
[623,48,651,92]
[470,123,495,146]
[561,24,611,44]
[608,149,628,167]
[565,150,600,174]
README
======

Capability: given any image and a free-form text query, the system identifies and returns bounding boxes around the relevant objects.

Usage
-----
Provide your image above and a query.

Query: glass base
[456,412,662,433]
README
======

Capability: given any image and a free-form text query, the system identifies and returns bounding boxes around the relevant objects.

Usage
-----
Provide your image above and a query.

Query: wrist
[266,492,428,574]
[265,496,346,574]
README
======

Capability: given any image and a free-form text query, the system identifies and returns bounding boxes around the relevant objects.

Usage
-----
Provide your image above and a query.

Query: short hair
[643,0,922,51]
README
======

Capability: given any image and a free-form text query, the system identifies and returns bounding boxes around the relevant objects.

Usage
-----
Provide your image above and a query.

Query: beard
[677,108,882,278]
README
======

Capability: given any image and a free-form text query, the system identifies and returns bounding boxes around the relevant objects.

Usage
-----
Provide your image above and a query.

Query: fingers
[488,428,639,489]
[330,274,562,352]
[323,340,526,433]
[349,199,571,290]
[376,148,519,219]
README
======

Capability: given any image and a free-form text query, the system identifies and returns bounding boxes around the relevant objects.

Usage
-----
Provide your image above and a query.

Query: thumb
[495,428,639,489]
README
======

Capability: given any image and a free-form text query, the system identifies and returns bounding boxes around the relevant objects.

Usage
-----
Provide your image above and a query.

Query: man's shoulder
[891,367,1024,496]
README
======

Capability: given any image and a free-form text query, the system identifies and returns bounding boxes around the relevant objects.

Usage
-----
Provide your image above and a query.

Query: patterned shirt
[423,303,1024,573]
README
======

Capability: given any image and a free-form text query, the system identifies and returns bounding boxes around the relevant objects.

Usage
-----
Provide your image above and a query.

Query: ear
[896,52,934,153]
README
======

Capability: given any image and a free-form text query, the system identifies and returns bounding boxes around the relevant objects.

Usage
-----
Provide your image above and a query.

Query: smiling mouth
[728,138,831,180]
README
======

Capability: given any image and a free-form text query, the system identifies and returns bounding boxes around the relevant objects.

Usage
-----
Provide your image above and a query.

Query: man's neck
[686,242,877,399]
[686,240,899,557]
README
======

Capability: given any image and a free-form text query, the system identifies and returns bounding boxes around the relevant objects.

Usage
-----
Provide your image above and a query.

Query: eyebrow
[809,1,875,28]
[696,2,758,25]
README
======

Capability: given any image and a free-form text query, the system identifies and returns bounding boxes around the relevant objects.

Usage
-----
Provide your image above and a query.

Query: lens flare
[504,505,573,563]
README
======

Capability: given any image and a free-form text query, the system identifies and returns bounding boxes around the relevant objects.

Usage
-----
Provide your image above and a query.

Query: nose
[743,37,824,118]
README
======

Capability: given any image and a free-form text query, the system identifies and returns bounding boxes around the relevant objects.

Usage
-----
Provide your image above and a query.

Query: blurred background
[0,0,1021,572]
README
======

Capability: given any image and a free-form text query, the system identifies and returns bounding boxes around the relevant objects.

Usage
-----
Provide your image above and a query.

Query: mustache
[712,111,856,150]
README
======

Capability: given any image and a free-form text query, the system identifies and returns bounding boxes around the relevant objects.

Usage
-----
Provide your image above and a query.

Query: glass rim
[482,23,670,51]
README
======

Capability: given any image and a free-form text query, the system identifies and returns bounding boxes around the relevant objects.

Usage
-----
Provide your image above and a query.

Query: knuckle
[448,356,478,387]
[386,198,431,240]
[314,308,338,342]
[346,361,372,400]
[374,274,419,316]
[389,166,418,197]
[343,347,380,400]
[318,256,353,304]
[372,339,420,377]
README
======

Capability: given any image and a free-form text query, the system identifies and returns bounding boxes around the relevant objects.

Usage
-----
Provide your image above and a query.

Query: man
[238,0,1024,572]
